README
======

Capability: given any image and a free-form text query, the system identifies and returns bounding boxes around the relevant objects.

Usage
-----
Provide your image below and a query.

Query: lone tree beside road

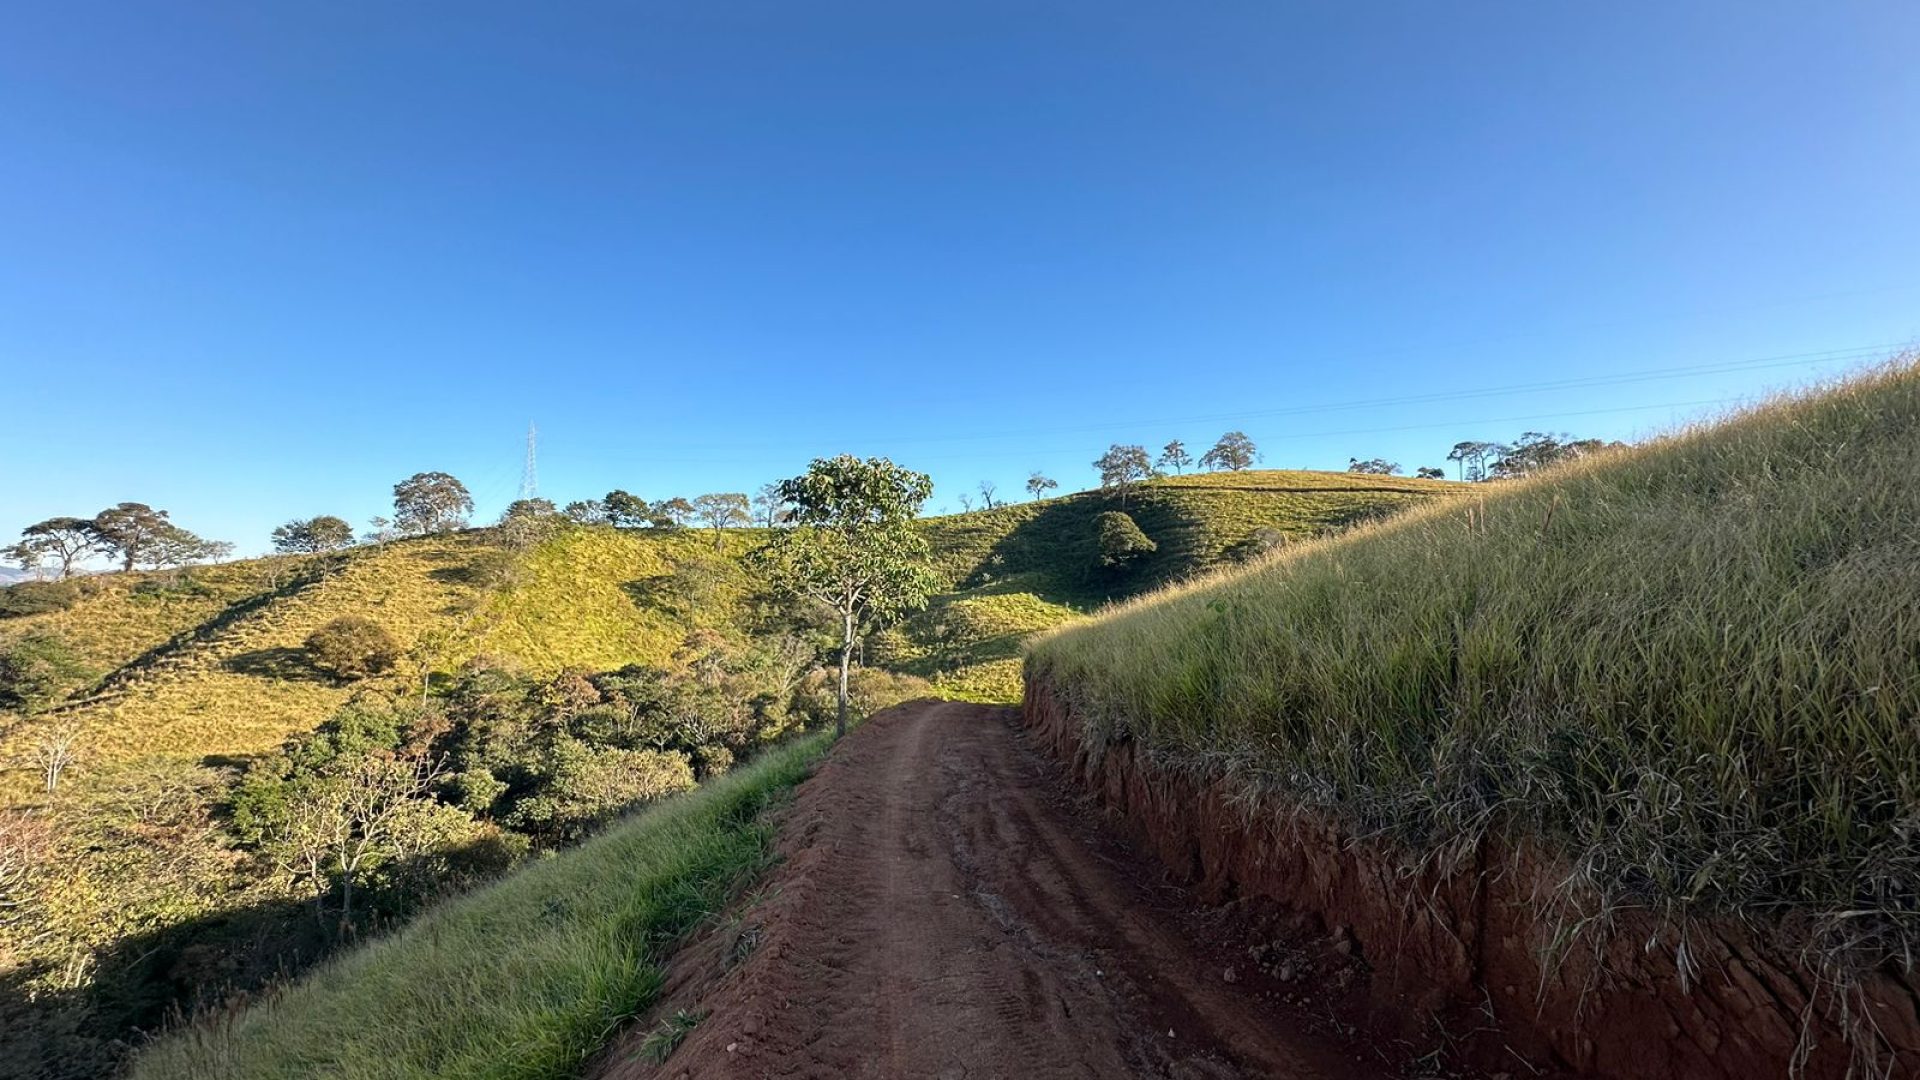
[751,455,938,736]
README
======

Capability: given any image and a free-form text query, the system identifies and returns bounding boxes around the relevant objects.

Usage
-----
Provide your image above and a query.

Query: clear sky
[3,1,1917,556]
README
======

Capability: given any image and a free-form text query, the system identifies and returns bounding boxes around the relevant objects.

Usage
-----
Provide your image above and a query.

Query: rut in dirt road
[595,701,1394,1080]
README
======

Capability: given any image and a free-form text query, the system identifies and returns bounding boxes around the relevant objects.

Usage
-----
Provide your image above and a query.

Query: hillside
[0,468,1448,1079]
[0,468,1445,783]
[1024,364,1920,1071]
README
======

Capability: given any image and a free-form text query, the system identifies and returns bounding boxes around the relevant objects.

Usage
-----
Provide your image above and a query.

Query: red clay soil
[1021,678,1920,1080]
[593,701,1421,1080]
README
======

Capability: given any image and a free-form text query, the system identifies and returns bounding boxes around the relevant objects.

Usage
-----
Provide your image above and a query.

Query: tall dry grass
[1028,359,1920,968]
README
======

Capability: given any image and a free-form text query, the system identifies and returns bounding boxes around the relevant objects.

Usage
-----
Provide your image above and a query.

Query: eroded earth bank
[1021,678,1920,1080]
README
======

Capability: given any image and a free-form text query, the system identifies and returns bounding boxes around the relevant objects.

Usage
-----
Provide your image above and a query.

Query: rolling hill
[0,467,1449,1079]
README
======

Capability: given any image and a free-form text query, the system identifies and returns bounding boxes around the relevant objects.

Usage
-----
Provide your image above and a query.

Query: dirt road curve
[597,701,1393,1080]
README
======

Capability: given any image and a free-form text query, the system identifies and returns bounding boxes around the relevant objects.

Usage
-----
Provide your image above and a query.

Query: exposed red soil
[1021,677,1920,1080]
[593,700,1424,1080]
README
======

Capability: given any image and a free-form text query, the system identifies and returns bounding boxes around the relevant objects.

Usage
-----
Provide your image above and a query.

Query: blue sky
[3,1,1917,555]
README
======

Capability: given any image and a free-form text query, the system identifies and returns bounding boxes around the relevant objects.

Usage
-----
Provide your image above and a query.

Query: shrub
[0,578,87,619]
[1094,511,1157,568]
[0,631,92,712]
[305,617,401,680]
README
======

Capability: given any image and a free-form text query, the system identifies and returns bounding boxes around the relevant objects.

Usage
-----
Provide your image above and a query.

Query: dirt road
[597,701,1395,1080]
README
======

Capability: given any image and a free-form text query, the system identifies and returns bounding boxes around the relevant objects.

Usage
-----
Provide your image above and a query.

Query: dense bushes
[305,616,402,679]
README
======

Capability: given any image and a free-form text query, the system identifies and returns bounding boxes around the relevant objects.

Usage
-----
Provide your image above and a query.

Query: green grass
[128,730,832,1080]
[1027,362,1920,970]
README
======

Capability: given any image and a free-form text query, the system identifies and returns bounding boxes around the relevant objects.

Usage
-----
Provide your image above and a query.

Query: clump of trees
[1348,457,1401,475]
[4,504,229,578]
[1447,432,1621,481]
[306,617,402,680]
[1095,511,1157,569]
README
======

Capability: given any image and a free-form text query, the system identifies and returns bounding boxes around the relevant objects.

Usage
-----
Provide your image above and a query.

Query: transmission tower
[519,423,538,500]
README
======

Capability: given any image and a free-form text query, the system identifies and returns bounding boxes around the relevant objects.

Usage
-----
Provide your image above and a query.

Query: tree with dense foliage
[1200,431,1258,471]
[6,518,96,579]
[693,493,752,546]
[1095,510,1157,568]
[1093,444,1154,506]
[1157,440,1192,475]
[89,502,171,571]
[1348,457,1401,475]
[603,490,652,528]
[392,472,473,535]
[1446,440,1500,481]
[272,516,355,554]
[1414,466,1446,480]
[232,704,475,927]
[499,499,562,551]
[305,616,402,680]
[749,455,938,735]
[1025,472,1058,500]
[752,483,791,528]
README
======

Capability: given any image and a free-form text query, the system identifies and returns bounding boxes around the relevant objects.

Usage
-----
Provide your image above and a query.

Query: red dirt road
[597,701,1396,1080]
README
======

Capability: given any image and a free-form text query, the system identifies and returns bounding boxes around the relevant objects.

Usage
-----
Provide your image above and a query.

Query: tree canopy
[272,515,356,554]
[1093,444,1154,505]
[1200,431,1258,471]
[6,518,96,579]
[749,455,937,735]
[392,473,473,535]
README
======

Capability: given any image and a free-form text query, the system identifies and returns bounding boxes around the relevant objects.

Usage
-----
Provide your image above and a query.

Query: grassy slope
[1,471,1445,795]
[909,469,1449,699]
[129,731,832,1080]
[0,539,493,800]
[1027,364,1920,962]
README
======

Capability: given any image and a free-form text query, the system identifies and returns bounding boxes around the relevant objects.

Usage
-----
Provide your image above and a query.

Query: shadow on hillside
[2,832,522,1080]
[0,892,325,1080]
[224,646,329,682]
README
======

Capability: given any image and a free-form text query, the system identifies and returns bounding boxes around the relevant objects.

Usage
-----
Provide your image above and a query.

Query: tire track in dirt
[594,701,1395,1080]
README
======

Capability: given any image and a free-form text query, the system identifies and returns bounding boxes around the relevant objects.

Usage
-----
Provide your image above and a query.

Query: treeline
[2,454,941,1078]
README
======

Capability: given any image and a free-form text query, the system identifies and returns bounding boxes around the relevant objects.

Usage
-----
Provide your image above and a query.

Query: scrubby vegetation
[127,731,832,1080]
[0,464,1443,1076]
[1027,362,1920,976]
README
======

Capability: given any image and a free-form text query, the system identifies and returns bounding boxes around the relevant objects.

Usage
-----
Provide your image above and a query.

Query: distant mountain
[0,566,41,585]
